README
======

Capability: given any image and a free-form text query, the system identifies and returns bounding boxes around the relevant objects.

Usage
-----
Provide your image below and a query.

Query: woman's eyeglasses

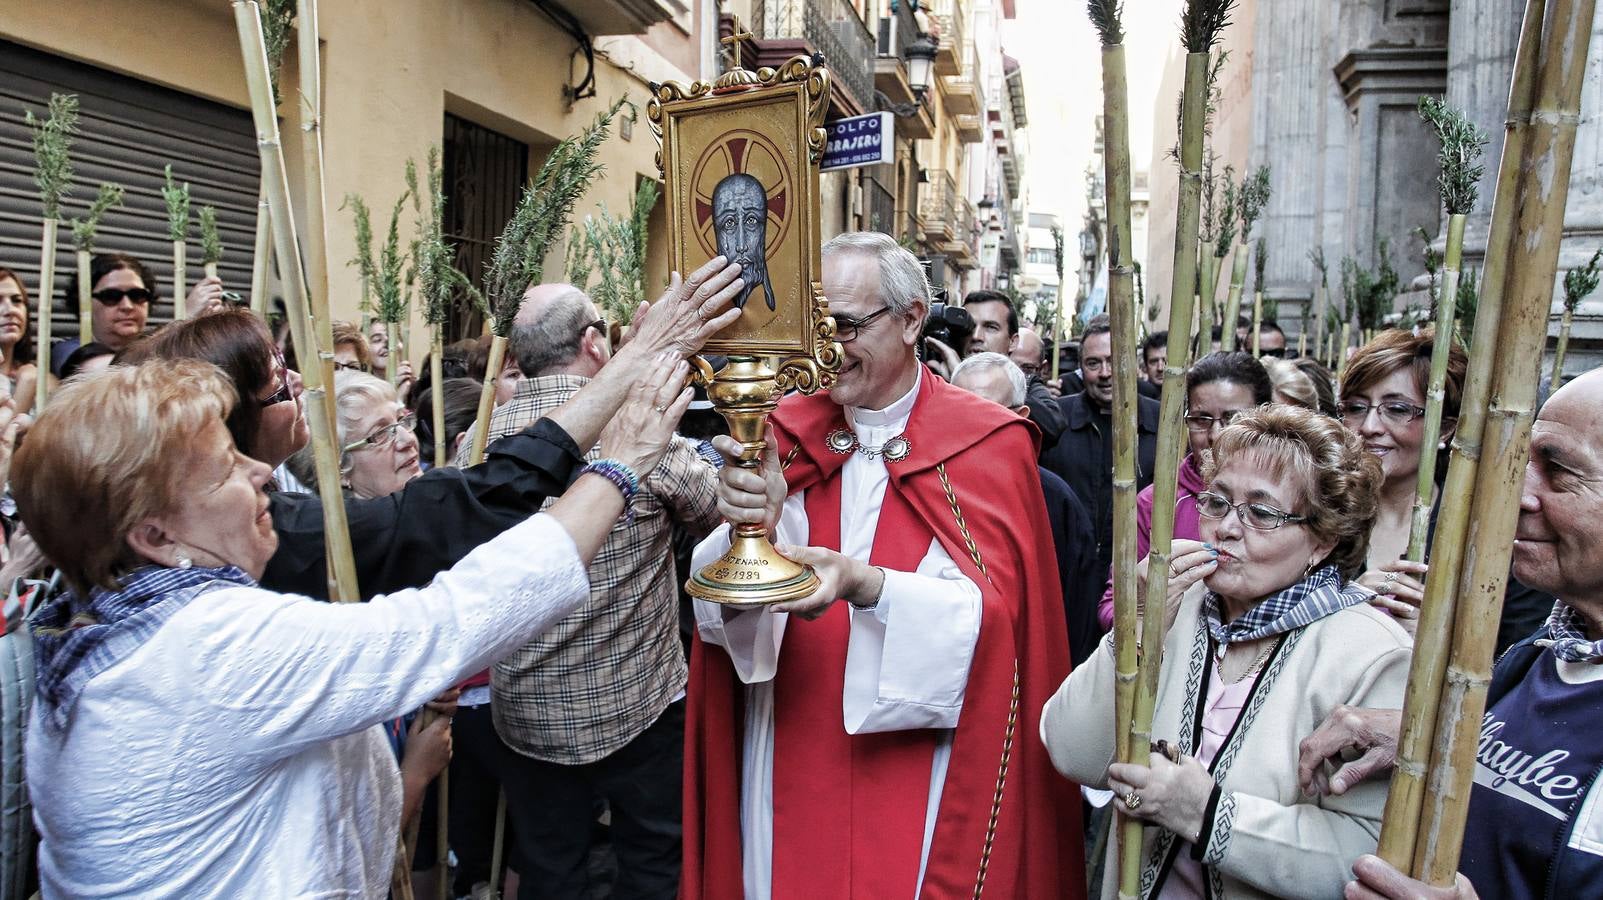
[834,307,892,343]
[93,287,154,306]
[1339,400,1427,427]
[343,411,418,453]
[258,346,293,407]
[1183,411,1241,432]
[1195,490,1308,530]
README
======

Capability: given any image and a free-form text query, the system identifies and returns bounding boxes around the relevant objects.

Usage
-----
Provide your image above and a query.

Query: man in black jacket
[951,353,1102,666]
[962,289,1066,452]
[263,257,745,599]
[1040,314,1159,582]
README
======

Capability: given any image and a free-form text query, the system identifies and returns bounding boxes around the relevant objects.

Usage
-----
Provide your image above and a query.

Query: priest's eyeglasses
[1339,400,1427,427]
[833,306,892,343]
[1195,491,1308,530]
[344,411,418,453]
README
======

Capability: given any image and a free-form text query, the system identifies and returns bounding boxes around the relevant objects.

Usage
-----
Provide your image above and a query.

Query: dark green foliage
[1562,248,1602,314]
[26,93,77,219]
[1419,96,1488,217]
[69,183,125,252]
[1088,0,1124,44]
[1181,0,1237,53]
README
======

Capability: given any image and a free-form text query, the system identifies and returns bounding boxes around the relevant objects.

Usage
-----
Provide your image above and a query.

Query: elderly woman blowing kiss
[17,353,693,898]
[1042,405,1412,899]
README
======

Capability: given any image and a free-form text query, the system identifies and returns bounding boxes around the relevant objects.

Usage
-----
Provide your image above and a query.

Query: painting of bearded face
[712,173,777,311]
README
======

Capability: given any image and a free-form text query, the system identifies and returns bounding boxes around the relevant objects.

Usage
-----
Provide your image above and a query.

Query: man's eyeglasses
[333,360,363,372]
[1339,400,1427,427]
[834,307,893,343]
[343,410,418,453]
[93,287,154,306]
[580,319,606,338]
[1195,490,1309,530]
[1017,362,1043,377]
[1184,410,1242,432]
[258,346,293,407]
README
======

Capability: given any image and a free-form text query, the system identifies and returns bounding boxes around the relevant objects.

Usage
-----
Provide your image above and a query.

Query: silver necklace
[826,428,911,462]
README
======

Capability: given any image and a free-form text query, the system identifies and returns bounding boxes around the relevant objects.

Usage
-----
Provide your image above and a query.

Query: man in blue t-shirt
[1296,367,1603,899]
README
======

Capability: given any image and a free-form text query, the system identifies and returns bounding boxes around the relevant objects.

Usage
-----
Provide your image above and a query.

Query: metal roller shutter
[0,38,261,332]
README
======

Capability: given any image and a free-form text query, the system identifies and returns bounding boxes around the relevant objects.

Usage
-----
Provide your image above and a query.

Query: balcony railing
[920,173,960,241]
[932,0,967,76]
[754,0,875,115]
[876,0,919,60]
[864,166,898,238]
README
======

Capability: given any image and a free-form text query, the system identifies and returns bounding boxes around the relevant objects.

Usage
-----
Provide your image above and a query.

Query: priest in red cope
[684,231,1085,899]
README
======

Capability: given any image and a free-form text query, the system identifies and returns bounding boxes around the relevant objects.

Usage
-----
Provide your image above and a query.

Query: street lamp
[905,38,938,101]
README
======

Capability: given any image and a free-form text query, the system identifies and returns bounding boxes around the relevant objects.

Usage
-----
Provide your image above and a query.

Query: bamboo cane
[1221,251,1246,352]
[387,322,402,390]
[76,250,92,345]
[297,0,346,451]
[1553,305,1575,383]
[1413,0,1593,882]
[1406,217,1464,562]
[251,189,270,316]
[201,204,224,283]
[430,329,446,467]
[1297,331,1306,357]
[234,0,360,601]
[35,220,57,414]
[1127,53,1211,900]
[1336,322,1351,376]
[467,333,507,465]
[489,790,508,899]
[435,772,450,899]
[1088,8,1143,892]
[1250,290,1262,356]
[1375,0,1545,869]
[162,166,191,319]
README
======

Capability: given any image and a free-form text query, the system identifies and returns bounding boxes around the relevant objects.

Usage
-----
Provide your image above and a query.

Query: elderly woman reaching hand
[18,353,693,897]
[1042,405,1412,899]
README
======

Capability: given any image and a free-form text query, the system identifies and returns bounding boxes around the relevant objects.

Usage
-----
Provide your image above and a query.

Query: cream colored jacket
[1041,583,1412,900]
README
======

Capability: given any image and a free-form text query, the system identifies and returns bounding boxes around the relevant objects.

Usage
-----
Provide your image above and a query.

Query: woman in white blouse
[15,353,691,898]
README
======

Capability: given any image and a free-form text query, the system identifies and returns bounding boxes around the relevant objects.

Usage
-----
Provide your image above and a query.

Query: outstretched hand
[1298,706,1402,797]
[597,352,694,476]
[627,256,746,359]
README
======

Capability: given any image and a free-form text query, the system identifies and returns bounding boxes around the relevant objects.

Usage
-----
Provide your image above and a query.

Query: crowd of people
[0,236,1594,899]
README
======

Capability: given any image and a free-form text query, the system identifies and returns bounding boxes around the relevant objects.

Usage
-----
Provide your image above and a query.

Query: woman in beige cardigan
[1042,405,1413,899]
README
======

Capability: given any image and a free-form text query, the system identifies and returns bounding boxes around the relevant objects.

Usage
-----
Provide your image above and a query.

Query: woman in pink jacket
[1098,351,1275,630]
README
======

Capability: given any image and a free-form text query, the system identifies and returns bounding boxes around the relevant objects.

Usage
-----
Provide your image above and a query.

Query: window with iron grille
[441,113,529,342]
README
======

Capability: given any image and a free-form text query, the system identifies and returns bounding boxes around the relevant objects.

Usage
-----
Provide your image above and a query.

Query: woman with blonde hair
[1043,405,1410,899]
[18,354,693,896]
[1263,357,1318,411]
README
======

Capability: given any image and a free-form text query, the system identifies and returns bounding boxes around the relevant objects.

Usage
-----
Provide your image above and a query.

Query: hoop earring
[175,548,194,570]
[1303,559,1316,579]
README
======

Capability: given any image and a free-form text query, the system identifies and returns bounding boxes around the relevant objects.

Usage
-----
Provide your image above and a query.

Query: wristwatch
[848,566,887,611]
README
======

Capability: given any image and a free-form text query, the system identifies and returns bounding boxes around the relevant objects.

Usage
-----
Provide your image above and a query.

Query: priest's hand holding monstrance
[647,44,840,606]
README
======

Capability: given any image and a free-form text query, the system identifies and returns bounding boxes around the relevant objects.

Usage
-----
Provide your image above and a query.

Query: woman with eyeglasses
[115,258,744,600]
[50,252,156,378]
[1044,404,1410,900]
[1095,351,1273,632]
[1337,327,1468,634]
[0,267,51,413]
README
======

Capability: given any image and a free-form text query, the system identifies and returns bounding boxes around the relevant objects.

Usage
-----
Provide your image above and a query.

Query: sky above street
[1004,0,1184,232]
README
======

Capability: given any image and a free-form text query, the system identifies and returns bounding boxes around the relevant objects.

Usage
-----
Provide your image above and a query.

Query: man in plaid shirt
[456,284,721,898]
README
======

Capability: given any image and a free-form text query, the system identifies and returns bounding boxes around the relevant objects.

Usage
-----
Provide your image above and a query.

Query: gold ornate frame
[646,56,840,392]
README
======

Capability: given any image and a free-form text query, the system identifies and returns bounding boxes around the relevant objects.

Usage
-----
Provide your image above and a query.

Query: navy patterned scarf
[32,564,254,730]
[1541,601,1603,664]
[1202,564,1370,651]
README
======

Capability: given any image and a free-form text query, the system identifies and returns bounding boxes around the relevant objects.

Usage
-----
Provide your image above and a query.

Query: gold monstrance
[647,35,840,605]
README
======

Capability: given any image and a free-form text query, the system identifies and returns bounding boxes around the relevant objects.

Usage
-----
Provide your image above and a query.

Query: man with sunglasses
[685,232,1083,900]
[51,253,156,377]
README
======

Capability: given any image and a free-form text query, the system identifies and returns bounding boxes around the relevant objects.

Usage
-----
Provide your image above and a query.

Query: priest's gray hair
[822,231,930,325]
[952,352,1028,406]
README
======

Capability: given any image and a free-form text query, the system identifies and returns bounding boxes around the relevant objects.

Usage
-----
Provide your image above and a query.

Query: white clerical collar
[848,366,922,434]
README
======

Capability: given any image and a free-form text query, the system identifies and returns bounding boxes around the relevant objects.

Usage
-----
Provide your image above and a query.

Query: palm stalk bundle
[249,0,295,317]
[413,148,482,467]
[69,182,125,344]
[1207,165,1236,344]
[1552,248,1599,385]
[162,166,192,317]
[1120,2,1234,896]
[27,93,78,412]
[579,177,660,332]
[467,97,623,465]
[232,0,360,606]
[1220,166,1270,351]
[1376,0,1595,882]
[1406,97,1486,563]
[371,189,412,391]
[345,194,378,328]
[199,205,224,280]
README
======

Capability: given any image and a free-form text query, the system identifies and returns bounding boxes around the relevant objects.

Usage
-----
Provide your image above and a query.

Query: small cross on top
[721,28,754,69]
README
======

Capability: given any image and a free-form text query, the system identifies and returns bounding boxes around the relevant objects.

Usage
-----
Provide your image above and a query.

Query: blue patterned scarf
[1202,564,1369,651]
[32,564,254,730]
[1541,601,1603,663]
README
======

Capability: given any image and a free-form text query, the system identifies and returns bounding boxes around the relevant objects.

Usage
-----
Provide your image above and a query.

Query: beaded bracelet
[582,458,641,522]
